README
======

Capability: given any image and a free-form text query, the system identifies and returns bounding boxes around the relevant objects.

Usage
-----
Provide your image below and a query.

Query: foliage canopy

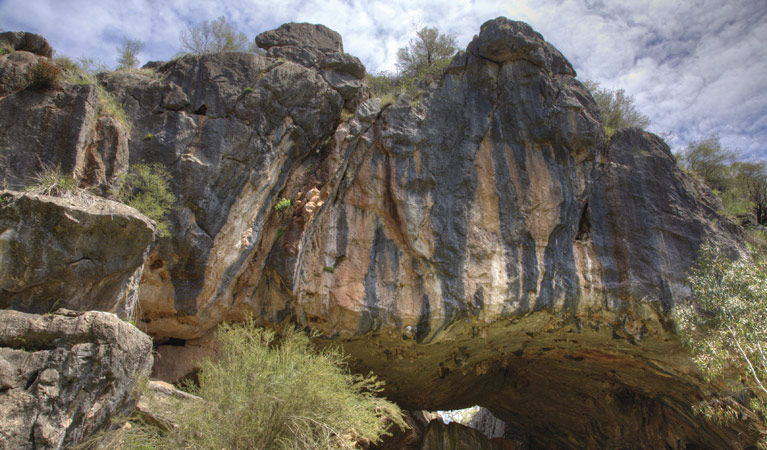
[396,26,457,81]
[584,80,650,138]
[679,135,767,226]
[674,243,767,445]
[179,16,255,55]
[117,38,144,70]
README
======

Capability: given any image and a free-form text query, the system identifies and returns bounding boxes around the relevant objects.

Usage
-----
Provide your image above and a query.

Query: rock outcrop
[256,22,366,107]
[0,17,759,448]
[0,32,53,58]
[0,309,153,449]
[0,191,155,318]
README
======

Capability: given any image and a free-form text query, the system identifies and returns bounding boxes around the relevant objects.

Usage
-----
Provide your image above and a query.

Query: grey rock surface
[0,191,155,317]
[96,51,342,337]
[0,79,131,191]
[0,32,53,58]
[256,22,366,106]
[0,309,153,450]
[0,50,44,97]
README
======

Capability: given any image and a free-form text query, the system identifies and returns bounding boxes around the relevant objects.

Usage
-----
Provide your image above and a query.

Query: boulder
[0,309,153,449]
[0,50,45,97]
[0,32,53,58]
[0,191,155,317]
[256,22,366,106]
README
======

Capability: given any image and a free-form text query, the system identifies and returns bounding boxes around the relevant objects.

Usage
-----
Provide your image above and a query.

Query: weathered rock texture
[256,22,366,107]
[0,47,131,190]
[0,191,155,317]
[420,420,496,450]
[0,32,53,58]
[0,17,759,448]
[0,309,153,450]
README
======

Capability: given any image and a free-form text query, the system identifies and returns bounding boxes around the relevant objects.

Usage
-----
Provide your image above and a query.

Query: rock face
[0,17,759,448]
[256,22,366,107]
[0,309,153,450]
[0,191,155,318]
[0,50,131,191]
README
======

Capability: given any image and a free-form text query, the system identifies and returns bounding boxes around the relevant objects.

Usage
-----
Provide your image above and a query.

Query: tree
[674,243,767,444]
[396,26,457,82]
[584,80,651,138]
[679,135,737,192]
[179,16,254,55]
[117,38,143,69]
[735,161,767,226]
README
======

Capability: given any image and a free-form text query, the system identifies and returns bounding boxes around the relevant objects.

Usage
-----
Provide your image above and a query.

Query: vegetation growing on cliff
[674,244,767,445]
[24,165,77,196]
[115,163,175,237]
[87,319,405,449]
[366,26,457,100]
[27,59,63,89]
[179,16,257,55]
[679,135,767,227]
[584,80,650,138]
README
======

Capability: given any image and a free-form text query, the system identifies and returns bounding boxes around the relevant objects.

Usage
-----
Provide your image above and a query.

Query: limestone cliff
[0,18,758,448]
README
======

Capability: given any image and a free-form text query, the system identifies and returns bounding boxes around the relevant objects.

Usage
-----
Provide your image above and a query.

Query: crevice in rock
[575,202,591,241]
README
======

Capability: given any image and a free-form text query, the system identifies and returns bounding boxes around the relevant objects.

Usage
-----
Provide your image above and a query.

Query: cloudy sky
[1,0,765,159]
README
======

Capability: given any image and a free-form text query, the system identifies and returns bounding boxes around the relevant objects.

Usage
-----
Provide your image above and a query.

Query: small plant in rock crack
[28,60,63,90]
[25,165,78,197]
[274,197,291,211]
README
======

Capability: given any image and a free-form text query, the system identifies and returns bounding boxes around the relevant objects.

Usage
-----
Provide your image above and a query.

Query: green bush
[583,80,650,139]
[28,59,63,89]
[274,197,292,211]
[25,165,78,196]
[116,163,175,237]
[89,319,406,449]
[674,243,767,445]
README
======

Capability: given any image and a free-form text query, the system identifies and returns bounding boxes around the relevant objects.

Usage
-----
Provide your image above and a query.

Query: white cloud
[0,0,764,159]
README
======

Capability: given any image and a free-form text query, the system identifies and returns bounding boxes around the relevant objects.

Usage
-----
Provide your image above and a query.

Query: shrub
[674,243,767,444]
[27,59,63,89]
[583,80,650,138]
[274,197,292,211]
[88,319,406,449]
[25,165,78,196]
[116,163,175,237]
